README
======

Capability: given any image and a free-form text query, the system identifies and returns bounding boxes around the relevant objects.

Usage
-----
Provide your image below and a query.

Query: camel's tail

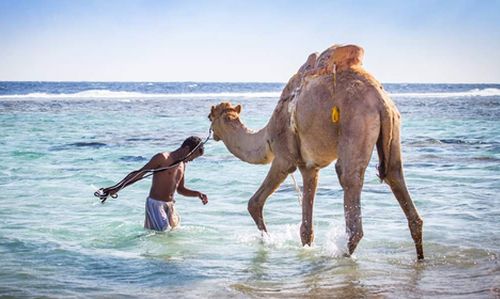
[376,93,402,182]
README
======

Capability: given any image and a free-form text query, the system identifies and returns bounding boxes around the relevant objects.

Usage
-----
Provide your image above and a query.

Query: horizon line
[1,80,499,85]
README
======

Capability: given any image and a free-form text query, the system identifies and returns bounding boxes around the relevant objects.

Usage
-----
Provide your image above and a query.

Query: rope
[290,173,303,206]
[333,63,337,93]
[95,128,212,203]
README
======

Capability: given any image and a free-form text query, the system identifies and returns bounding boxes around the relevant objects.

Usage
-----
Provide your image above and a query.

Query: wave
[1,87,499,100]
[389,88,500,98]
[0,89,281,99]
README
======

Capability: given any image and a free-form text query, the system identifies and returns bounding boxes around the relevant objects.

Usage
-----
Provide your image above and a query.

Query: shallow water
[0,83,499,298]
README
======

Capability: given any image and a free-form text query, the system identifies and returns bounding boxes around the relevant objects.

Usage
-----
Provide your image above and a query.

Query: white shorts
[144,197,178,231]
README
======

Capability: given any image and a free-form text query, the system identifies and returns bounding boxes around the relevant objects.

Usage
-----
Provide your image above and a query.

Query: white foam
[322,224,349,257]
[261,223,302,248]
[236,223,301,249]
[235,221,350,257]
[389,88,500,98]
[0,90,281,99]
[1,87,498,100]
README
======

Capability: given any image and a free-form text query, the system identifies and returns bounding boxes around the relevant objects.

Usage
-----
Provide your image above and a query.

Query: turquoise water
[0,83,499,298]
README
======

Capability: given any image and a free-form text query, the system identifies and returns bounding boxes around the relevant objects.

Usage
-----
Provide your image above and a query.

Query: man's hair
[181,136,202,152]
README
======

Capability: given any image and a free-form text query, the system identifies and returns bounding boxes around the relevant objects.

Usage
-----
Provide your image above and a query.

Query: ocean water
[0,82,499,298]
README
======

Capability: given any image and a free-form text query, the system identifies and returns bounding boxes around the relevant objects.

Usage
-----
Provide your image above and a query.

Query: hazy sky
[1,0,499,83]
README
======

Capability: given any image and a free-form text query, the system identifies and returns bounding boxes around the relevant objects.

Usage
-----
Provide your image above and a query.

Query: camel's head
[208,102,242,141]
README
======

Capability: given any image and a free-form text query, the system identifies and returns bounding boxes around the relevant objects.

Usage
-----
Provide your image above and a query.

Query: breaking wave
[389,88,500,98]
[1,87,499,100]
[0,90,281,99]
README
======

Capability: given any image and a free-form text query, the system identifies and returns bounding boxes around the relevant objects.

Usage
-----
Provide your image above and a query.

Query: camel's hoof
[300,225,314,246]
[257,222,268,233]
[301,240,313,247]
[300,234,314,246]
[247,203,266,229]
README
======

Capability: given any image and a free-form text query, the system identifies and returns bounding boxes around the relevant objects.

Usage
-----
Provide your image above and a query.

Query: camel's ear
[235,104,242,114]
[209,106,215,118]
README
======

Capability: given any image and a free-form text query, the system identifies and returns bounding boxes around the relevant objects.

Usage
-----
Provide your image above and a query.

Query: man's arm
[177,175,208,205]
[103,153,162,195]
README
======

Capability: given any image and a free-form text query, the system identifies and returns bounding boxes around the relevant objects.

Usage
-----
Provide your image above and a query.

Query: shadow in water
[247,246,270,281]
[299,258,370,298]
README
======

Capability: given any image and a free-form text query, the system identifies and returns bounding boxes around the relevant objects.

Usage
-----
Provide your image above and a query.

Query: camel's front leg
[248,160,293,233]
[299,166,319,246]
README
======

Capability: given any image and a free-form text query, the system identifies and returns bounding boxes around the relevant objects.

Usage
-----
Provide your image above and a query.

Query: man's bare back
[147,152,185,202]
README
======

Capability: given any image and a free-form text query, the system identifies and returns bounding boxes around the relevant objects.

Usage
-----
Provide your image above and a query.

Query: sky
[0,0,499,83]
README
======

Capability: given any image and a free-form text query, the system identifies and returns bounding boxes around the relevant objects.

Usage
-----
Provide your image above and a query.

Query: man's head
[181,136,204,161]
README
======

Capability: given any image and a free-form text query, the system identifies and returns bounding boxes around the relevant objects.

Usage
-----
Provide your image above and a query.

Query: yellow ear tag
[331,106,340,123]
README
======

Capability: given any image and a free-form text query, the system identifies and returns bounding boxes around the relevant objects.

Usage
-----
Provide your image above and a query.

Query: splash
[236,223,302,249]
[261,223,302,249]
[322,224,349,258]
[236,222,350,257]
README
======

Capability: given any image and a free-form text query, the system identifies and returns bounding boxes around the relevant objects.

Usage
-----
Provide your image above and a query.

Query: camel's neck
[219,121,274,164]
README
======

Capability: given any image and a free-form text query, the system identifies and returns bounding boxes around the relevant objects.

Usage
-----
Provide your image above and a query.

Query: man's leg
[166,201,180,229]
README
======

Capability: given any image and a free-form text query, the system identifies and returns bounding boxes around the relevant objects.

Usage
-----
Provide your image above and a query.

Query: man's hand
[198,192,208,205]
[97,187,118,203]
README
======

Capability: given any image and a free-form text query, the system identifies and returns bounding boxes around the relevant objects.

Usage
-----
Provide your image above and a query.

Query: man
[101,136,208,231]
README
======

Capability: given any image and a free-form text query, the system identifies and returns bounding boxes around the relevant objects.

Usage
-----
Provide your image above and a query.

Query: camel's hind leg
[384,163,424,260]
[247,159,295,233]
[335,117,379,256]
[335,160,370,256]
[298,166,319,246]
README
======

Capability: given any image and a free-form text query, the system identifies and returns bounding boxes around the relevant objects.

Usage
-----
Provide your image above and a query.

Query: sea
[0,82,499,298]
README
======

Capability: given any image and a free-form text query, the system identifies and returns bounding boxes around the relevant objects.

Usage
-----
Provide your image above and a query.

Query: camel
[208,44,424,259]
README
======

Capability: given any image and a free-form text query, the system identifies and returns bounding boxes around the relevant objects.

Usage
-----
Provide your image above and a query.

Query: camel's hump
[297,44,364,78]
[331,44,364,71]
[280,44,367,101]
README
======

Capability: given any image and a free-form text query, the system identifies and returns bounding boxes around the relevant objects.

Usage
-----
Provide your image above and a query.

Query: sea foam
[389,87,500,98]
[1,87,499,100]
[0,90,281,99]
